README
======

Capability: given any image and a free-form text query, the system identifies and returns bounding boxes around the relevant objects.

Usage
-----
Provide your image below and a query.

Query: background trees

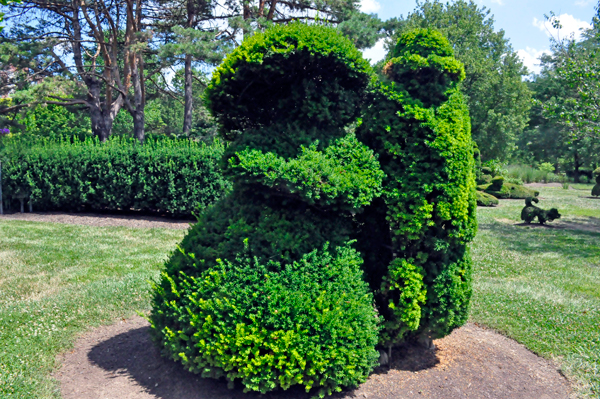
[383,0,532,162]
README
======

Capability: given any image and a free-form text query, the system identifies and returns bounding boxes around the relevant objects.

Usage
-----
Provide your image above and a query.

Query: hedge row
[0,136,230,216]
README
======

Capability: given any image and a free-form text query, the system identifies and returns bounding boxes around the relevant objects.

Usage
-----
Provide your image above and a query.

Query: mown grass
[471,185,600,398]
[1,185,598,398]
[0,221,185,398]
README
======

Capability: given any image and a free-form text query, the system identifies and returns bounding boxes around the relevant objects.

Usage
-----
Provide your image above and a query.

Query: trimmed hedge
[357,28,477,347]
[0,136,229,216]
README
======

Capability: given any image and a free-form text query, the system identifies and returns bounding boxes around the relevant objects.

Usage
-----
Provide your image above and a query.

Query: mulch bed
[54,317,571,399]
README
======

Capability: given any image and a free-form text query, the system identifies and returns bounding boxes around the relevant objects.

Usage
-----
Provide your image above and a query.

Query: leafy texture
[151,23,380,396]
[593,168,600,197]
[0,136,228,216]
[357,28,477,347]
[476,191,498,207]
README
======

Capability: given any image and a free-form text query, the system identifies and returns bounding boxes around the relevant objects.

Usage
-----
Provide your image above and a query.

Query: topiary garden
[150,24,477,397]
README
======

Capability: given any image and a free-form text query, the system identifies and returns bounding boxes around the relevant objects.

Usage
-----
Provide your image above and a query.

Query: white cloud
[362,38,386,65]
[360,0,381,13]
[517,47,551,75]
[533,13,591,41]
[490,0,504,5]
[575,0,594,6]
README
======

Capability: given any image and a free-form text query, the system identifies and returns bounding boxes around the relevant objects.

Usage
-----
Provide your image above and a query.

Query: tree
[383,0,532,161]
[3,0,161,142]
[542,4,600,142]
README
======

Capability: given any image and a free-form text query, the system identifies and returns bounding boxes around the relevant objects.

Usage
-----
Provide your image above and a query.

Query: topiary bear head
[382,29,465,107]
[206,23,372,159]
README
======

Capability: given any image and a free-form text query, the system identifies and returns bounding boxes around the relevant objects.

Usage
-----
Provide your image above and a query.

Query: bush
[476,191,498,207]
[538,162,555,174]
[150,244,379,397]
[0,136,229,216]
[479,181,539,199]
[357,28,476,347]
[151,23,381,396]
[489,176,504,191]
[580,175,590,184]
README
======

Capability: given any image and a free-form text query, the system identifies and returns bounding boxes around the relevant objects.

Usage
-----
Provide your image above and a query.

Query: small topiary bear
[150,23,382,397]
[357,29,477,350]
[592,168,600,197]
[521,197,561,225]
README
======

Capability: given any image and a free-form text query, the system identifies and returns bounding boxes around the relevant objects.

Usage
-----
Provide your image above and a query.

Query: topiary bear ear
[382,29,465,107]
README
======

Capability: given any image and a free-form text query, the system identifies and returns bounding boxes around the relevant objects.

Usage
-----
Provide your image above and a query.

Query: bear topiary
[150,23,382,397]
[356,28,477,350]
[521,197,561,224]
[592,168,600,197]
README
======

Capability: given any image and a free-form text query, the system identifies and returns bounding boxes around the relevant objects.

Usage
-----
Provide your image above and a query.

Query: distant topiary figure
[521,197,561,224]
[592,168,600,197]
[150,24,382,397]
[477,190,499,207]
[357,28,477,350]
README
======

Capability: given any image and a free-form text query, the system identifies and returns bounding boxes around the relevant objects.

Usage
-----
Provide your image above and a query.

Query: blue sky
[360,0,598,74]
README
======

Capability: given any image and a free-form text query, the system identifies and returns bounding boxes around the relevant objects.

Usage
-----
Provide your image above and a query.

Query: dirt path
[0,212,193,230]
[54,317,571,399]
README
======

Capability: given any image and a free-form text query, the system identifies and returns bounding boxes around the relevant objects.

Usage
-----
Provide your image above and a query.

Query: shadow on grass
[87,326,357,399]
[479,216,600,260]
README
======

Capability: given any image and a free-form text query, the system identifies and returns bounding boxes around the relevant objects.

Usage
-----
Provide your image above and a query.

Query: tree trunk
[183,54,193,136]
[573,148,581,183]
[132,54,145,143]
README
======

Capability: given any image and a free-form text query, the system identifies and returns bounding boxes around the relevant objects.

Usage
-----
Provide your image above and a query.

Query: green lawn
[0,185,598,398]
[471,185,600,398]
[0,221,185,398]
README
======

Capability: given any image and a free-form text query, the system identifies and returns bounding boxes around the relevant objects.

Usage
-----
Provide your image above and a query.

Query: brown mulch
[55,316,571,399]
[0,212,194,230]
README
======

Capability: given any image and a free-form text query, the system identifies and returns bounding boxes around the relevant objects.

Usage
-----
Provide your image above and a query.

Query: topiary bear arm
[227,134,384,210]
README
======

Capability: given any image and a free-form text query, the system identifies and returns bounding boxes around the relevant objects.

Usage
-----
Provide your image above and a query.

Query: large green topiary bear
[356,29,477,350]
[150,23,382,397]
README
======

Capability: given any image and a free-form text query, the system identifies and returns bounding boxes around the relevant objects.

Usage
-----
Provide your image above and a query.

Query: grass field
[0,222,185,398]
[0,185,598,398]
[471,185,600,398]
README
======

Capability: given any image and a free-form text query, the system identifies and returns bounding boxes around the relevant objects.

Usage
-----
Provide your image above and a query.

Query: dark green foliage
[521,197,561,225]
[357,28,477,347]
[152,23,381,396]
[478,174,492,185]
[150,244,379,397]
[476,190,499,207]
[206,22,371,151]
[593,168,600,197]
[489,176,504,191]
[0,136,228,216]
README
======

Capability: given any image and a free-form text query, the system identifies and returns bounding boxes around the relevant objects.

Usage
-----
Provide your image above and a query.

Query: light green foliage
[18,104,91,138]
[538,162,555,174]
[479,180,539,200]
[357,28,477,346]
[152,23,381,395]
[384,0,531,161]
[476,190,498,207]
[151,244,379,397]
[0,136,228,215]
[227,133,384,209]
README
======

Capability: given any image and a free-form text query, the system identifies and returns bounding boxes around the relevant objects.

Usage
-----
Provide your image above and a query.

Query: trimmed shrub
[476,191,499,207]
[480,181,539,199]
[593,168,600,197]
[356,29,477,347]
[0,136,228,216]
[151,23,381,396]
[489,176,504,191]
[150,244,379,397]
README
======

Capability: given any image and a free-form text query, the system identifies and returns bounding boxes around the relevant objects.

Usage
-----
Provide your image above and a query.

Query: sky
[360,0,598,75]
